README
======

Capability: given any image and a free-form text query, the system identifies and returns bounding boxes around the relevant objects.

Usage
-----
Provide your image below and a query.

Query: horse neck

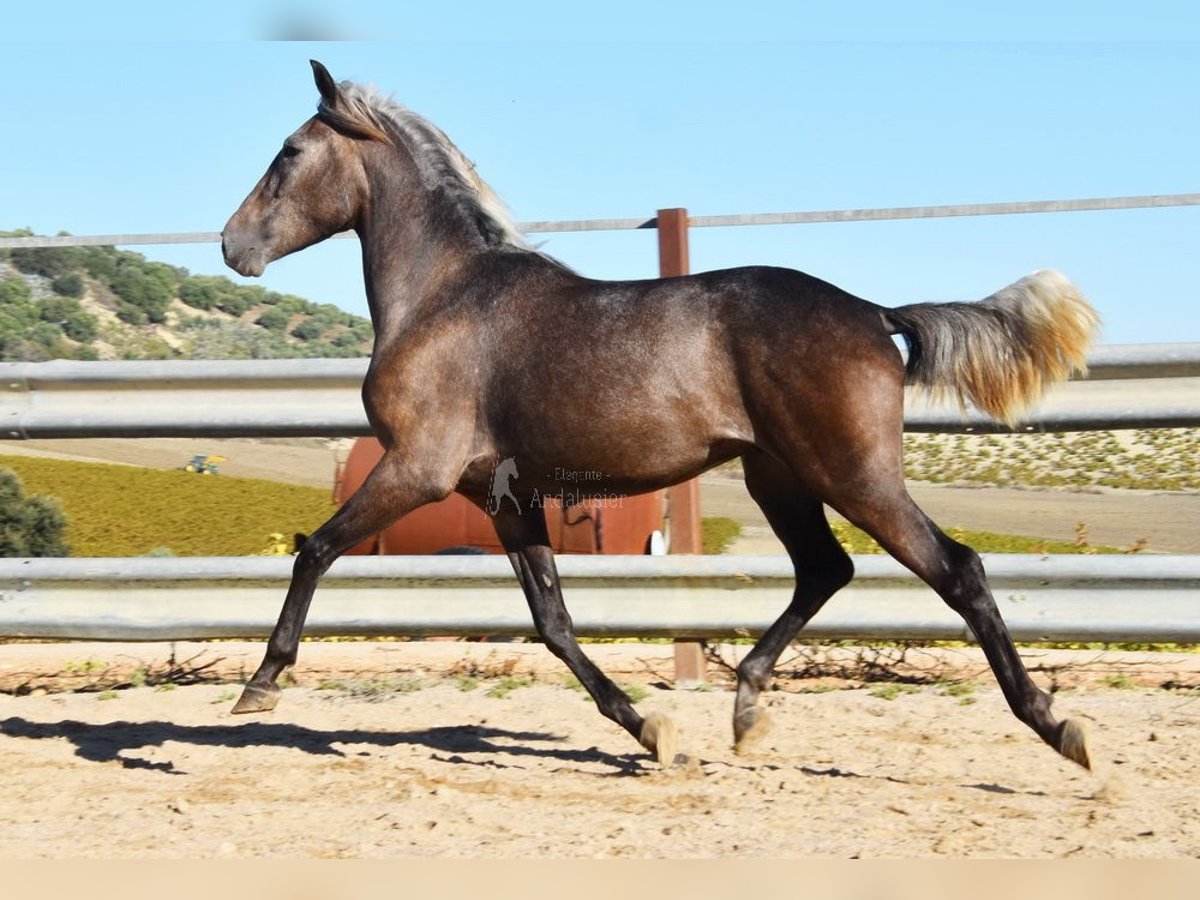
[355,147,478,337]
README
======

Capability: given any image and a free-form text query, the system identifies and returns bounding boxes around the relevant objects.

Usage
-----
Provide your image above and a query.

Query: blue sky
[2,20,1198,344]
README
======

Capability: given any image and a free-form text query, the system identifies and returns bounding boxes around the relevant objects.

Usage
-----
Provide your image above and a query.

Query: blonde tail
[885,270,1101,426]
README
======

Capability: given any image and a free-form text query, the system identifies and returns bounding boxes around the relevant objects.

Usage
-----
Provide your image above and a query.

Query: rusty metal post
[657,208,707,686]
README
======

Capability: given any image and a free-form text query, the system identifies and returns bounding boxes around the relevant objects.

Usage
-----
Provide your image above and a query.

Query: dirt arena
[1,641,1198,858]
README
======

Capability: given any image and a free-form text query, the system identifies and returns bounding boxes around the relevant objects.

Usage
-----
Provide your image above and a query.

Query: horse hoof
[639,712,679,768]
[1057,719,1091,770]
[231,683,281,715]
[733,707,772,755]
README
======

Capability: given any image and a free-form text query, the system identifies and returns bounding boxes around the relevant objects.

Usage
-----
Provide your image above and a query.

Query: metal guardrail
[2,554,1198,643]
[3,343,1198,439]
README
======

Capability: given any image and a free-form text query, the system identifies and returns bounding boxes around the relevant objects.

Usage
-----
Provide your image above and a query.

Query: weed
[63,659,105,676]
[316,677,423,699]
[456,676,479,692]
[940,680,977,698]
[96,690,118,701]
[869,683,922,701]
[213,689,237,704]
[1102,674,1138,690]
[486,676,533,699]
[622,683,649,704]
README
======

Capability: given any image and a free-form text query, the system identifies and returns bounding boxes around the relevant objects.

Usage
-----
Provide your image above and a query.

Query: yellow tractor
[182,454,227,474]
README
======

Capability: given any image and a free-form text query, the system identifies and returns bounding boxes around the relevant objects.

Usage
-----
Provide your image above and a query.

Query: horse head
[222,61,380,277]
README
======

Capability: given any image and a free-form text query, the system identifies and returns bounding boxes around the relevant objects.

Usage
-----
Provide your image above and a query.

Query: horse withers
[222,60,1100,771]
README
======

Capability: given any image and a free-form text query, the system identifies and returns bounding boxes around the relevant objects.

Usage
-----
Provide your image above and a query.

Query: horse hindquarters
[744,273,1094,769]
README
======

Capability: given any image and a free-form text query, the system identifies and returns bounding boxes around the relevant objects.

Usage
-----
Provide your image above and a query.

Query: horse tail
[883,269,1100,426]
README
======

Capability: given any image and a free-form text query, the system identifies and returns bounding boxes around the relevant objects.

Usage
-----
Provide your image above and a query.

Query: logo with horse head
[487,456,521,516]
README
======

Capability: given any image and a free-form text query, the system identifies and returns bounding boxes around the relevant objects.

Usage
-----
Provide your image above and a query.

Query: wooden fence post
[656,207,706,686]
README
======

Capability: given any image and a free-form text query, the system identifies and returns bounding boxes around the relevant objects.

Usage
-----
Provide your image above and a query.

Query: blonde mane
[318,82,531,250]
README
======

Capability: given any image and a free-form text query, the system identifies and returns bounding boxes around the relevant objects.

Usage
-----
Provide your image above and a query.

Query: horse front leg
[490,507,686,768]
[232,451,445,714]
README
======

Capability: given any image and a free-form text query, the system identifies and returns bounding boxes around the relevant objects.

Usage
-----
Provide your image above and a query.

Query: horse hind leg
[833,484,1091,770]
[733,451,854,754]
[490,506,686,769]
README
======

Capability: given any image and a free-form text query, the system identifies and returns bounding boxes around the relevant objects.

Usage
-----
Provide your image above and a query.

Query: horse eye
[281,144,301,159]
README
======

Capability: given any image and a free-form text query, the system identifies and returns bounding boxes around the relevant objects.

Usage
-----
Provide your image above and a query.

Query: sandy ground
[2,436,1197,553]
[1,641,1199,859]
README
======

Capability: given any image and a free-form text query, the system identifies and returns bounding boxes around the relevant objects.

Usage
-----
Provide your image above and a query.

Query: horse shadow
[0,716,649,777]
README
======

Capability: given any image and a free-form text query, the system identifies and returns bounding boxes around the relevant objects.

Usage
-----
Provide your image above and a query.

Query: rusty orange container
[334,438,665,555]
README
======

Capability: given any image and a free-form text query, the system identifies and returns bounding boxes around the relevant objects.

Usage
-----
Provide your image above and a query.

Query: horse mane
[317,82,531,251]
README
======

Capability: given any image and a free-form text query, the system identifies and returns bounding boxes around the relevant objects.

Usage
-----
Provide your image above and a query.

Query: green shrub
[0,467,69,557]
[290,318,325,341]
[50,272,85,297]
[40,295,97,342]
[256,306,291,331]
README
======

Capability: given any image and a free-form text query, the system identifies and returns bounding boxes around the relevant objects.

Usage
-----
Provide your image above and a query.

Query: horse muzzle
[221,230,268,278]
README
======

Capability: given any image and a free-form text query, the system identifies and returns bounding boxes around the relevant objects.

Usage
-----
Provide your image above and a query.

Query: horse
[222,60,1100,771]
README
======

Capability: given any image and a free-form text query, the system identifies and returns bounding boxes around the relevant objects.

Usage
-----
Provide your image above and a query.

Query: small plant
[96,690,118,701]
[1102,673,1137,690]
[316,677,423,699]
[869,683,921,701]
[622,682,649,704]
[486,676,533,699]
[455,676,479,692]
[940,680,977,705]
[63,658,105,676]
[213,689,237,704]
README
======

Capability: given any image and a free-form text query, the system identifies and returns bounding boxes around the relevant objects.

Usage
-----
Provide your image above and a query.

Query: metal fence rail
[3,343,1198,439]
[3,191,1199,248]
[2,554,1198,644]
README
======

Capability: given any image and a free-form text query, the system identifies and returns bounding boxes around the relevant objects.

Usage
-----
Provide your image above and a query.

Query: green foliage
[0,467,69,557]
[0,454,334,557]
[50,272,84,297]
[0,275,32,307]
[290,318,326,341]
[3,225,372,362]
[110,259,172,323]
[904,430,1200,493]
[9,244,83,279]
[256,306,291,331]
[40,295,97,342]
[701,516,742,554]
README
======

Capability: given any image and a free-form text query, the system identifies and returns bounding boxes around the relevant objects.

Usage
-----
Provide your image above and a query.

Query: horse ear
[310,59,340,106]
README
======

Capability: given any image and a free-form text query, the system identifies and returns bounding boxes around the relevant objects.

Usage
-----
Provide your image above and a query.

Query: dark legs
[232,453,439,714]
[491,507,682,766]
[831,485,1091,769]
[740,415,1090,770]
[733,452,854,752]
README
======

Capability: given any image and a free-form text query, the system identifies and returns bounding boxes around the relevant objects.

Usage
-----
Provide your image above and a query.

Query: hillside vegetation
[0,455,334,557]
[0,229,373,361]
[903,429,1198,492]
